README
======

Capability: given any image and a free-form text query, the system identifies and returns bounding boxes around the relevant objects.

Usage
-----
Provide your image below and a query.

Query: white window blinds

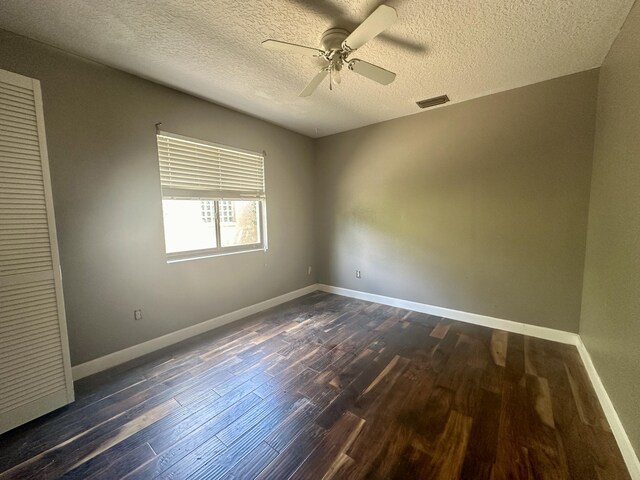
[157,132,265,200]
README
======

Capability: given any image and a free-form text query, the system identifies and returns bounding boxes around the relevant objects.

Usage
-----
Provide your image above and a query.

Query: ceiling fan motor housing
[321,28,350,51]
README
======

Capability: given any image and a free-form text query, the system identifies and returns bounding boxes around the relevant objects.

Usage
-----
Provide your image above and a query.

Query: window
[219,200,235,223]
[201,201,215,223]
[157,132,266,261]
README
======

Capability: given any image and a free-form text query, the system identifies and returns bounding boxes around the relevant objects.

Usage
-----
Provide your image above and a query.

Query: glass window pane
[162,199,217,253]
[220,200,260,247]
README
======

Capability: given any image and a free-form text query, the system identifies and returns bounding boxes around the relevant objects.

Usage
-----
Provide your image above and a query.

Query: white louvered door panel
[0,68,74,435]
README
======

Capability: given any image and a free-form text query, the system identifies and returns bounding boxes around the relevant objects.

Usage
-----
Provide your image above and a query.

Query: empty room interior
[0,1,639,479]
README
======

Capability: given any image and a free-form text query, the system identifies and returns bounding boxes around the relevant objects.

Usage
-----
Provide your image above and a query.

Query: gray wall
[0,30,316,365]
[315,70,599,332]
[580,2,640,456]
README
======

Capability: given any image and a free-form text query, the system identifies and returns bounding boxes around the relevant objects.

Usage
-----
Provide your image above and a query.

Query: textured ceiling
[0,0,634,137]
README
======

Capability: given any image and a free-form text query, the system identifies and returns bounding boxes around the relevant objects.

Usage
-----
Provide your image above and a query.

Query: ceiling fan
[262,5,398,97]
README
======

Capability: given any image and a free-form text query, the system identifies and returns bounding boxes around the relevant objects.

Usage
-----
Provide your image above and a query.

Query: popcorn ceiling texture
[0,0,634,137]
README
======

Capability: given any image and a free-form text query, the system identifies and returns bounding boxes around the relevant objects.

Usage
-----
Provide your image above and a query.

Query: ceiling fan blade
[262,39,324,56]
[300,69,329,97]
[349,59,396,85]
[343,5,397,51]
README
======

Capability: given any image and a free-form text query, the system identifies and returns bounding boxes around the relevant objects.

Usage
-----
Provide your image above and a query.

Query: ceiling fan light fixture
[332,65,342,85]
[416,95,450,109]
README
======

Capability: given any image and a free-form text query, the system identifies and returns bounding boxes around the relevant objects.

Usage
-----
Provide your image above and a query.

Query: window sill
[166,246,265,264]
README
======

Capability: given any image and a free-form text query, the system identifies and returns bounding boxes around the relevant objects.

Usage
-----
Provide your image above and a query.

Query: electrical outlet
[134,309,143,321]
[307,266,312,276]
[355,270,361,279]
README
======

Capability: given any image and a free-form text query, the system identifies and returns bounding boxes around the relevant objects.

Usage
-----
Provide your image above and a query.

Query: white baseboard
[318,284,579,345]
[576,339,640,479]
[319,283,639,478]
[71,284,319,380]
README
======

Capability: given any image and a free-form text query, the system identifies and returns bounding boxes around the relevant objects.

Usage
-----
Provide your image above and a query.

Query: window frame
[156,131,267,263]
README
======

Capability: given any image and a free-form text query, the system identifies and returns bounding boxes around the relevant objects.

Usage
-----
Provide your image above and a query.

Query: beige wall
[315,70,599,332]
[580,2,640,456]
[0,30,316,365]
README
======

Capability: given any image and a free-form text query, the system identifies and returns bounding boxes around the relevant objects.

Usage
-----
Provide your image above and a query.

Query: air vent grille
[416,95,450,109]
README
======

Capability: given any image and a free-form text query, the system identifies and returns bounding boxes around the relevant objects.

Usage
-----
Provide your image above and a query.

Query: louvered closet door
[0,68,74,435]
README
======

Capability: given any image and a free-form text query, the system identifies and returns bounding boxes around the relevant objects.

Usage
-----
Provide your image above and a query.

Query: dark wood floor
[0,292,630,479]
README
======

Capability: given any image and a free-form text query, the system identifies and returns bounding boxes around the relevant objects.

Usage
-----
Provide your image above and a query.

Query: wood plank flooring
[0,292,630,479]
